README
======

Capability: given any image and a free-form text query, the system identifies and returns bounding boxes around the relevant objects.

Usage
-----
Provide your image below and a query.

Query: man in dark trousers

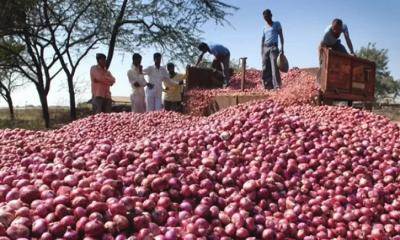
[196,42,231,87]
[261,9,284,90]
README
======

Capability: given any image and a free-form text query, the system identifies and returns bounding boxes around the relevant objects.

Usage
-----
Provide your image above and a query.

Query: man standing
[319,19,356,107]
[320,18,355,55]
[127,53,148,113]
[196,42,231,87]
[164,63,185,112]
[261,9,284,90]
[143,53,175,112]
[90,53,115,113]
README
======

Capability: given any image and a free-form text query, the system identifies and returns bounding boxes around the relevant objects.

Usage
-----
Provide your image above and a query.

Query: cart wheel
[317,92,323,106]
[347,100,353,107]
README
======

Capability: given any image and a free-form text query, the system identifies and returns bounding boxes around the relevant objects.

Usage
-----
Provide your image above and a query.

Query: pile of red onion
[0,69,400,239]
[184,69,320,116]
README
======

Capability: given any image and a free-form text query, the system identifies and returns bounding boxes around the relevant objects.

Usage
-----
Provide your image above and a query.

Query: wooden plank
[237,95,268,104]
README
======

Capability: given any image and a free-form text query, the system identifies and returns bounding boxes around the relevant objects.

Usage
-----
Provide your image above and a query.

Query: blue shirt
[262,21,282,45]
[209,44,230,57]
[322,24,349,46]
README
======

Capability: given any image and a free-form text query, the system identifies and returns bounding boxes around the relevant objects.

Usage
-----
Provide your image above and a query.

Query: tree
[0,0,36,36]
[41,0,107,120]
[0,0,236,128]
[0,39,25,121]
[0,71,23,121]
[0,0,105,126]
[101,0,237,67]
[357,43,400,99]
[0,8,63,128]
[197,57,242,73]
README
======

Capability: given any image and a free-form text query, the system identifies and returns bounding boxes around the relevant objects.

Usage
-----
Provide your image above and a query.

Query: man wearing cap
[261,9,284,90]
[196,42,231,87]
[90,53,115,113]
[320,18,355,56]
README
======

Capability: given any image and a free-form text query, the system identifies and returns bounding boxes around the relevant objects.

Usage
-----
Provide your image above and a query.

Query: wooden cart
[186,66,224,89]
[318,48,376,109]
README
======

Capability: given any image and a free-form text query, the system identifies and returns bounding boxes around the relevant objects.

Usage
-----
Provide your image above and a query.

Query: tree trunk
[106,0,128,68]
[0,82,14,121]
[36,86,50,128]
[5,92,15,121]
[67,76,77,120]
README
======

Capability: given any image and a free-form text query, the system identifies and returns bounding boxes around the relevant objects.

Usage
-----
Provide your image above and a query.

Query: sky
[2,0,400,107]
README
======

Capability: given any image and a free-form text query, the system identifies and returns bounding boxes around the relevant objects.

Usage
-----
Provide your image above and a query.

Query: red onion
[113,215,129,231]
[64,229,79,240]
[109,202,126,216]
[6,224,30,238]
[0,69,400,239]
[19,185,40,203]
[84,219,105,237]
[32,219,47,237]
[49,221,67,237]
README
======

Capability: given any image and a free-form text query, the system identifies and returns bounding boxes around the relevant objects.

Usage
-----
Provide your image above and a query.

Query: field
[372,104,400,123]
[0,105,93,130]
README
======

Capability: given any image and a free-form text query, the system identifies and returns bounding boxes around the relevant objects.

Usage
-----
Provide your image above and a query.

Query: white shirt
[143,65,169,95]
[127,65,147,96]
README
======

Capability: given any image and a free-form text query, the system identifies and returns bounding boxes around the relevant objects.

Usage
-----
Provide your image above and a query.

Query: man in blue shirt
[196,42,231,87]
[320,18,355,55]
[261,9,284,90]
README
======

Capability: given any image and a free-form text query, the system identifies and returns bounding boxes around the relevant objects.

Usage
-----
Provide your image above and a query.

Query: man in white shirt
[143,53,182,111]
[127,53,149,113]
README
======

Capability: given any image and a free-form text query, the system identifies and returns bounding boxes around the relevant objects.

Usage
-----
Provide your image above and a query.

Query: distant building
[85,96,131,112]
[111,96,131,112]
[379,97,395,104]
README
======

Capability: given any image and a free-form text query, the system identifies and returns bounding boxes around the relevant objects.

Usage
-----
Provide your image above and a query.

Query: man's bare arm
[279,29,284,54]
[344,31,355,55]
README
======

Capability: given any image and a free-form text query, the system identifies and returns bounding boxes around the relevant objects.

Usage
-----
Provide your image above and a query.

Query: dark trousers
[330,40,348,54]
[262,45,281,89]
[92,96,112,113]
[164,101,182,112]
[211,53,231,85]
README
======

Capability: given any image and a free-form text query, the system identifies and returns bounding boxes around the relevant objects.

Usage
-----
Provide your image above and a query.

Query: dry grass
[0,105,93,130]
[373,107,400,122]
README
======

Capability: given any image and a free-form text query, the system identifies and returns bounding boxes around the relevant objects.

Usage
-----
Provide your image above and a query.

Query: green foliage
[100,0,237,65]
[0,0,36,35]
[198,57,242,73]
[357,43,400,99]
[0,38,24,68]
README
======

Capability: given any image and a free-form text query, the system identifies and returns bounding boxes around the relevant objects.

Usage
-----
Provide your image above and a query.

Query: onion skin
[84,219,105,237]
[6,224,30,239]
